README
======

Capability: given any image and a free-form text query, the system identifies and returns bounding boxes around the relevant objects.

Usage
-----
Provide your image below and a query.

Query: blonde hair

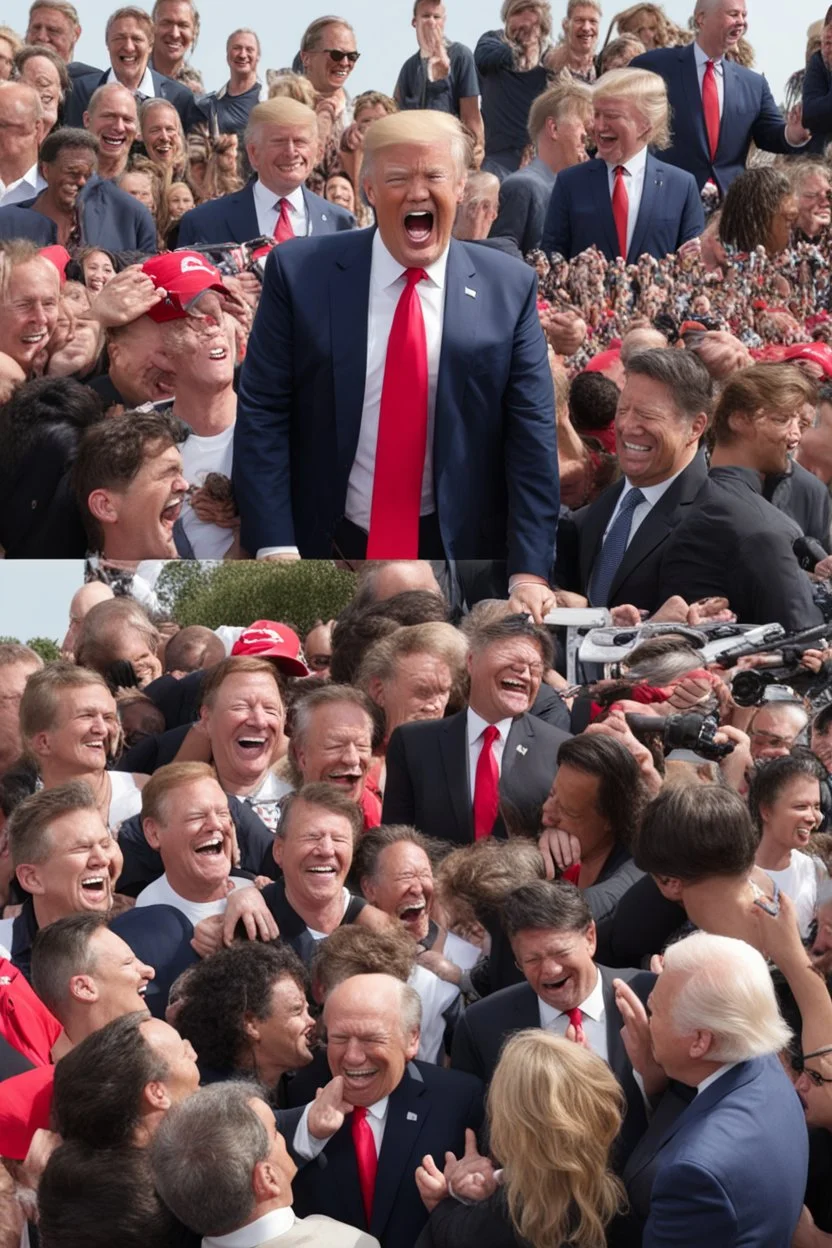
[141,761,219,825]
[489,1031,626,1248]
[245,96,317,146]
[600,34,646,71]
[609,2,682,47]
[528,74,592,143]
[593,66,671,150]
[501,0,553,40]
[265,70,317,108]
[19,662,111,741]
[0,25,24,56]
[362,109,469,179]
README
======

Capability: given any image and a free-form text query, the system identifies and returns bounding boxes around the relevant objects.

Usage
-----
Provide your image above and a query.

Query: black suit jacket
[556,452,709,613]
[11,177,157,254]
[764,460,831,551]
[290,1060,484,1248]
[382,709,570,845]
[450,967,654,1166]
[65,68,206,131]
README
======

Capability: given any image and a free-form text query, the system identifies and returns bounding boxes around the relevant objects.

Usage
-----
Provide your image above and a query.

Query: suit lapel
[627,153,659,265]
[329,229,374,504]
[590,160,620,259]
[600,967,629,1087]
[371,1066,430,1238]
[511,982,542,1028]
[717,60,734,159]
[434,241,480,505]
[78,181,102,246]
[231,184,260,242]
[681,44,710,157]
[579,481,623,588]
[440,712,474,841]
[302,186,330,236]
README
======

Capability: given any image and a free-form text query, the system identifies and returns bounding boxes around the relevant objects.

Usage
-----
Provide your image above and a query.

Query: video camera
[709,620,832,708]
[176,238,275,283]
[625,711,735,761]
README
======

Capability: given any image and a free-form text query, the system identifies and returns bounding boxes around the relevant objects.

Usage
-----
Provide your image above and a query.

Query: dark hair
[624,348,714,421]
[163,624,225,674]
[813,703,832,738]
[557,733,646,847]
[633,784,760,881]
[31,912,109,1018]
[500,880,593,940]
[39,1142,179,1248]
[719,167,793,254]
[365,589,450,627]
[278,781,364,844]
[52,1012,166,1148]
[0,757,39,819]
[568,371,619,432]
[747,751,825,831]
[330,611,400,685]
[175,942,307,1075]
[0,376,105,497]
[466,613,555,671]
[39,125,98,164]
[353,823,435,883]
[72,409,188,550]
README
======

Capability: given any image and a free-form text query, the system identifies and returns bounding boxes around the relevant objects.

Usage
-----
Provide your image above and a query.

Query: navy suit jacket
[234,228,559,572]
[633,44,798,194]
[540,152,703,262]
[65,67,206,131]
[625,1055,808,1247]
[290,1060,484,1248]
[176,181,355,247]
[1,177,157,254]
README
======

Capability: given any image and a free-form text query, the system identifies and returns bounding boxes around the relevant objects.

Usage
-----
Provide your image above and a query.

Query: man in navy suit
[64,6,205,132]
[177,97,354,247]
[617,930,808,1246]
[541,66,704,262]
[235,110,559,621]
[633,0,810,195]
[288,973,483,1248]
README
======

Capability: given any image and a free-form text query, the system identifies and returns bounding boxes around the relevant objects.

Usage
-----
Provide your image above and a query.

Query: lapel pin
[464,287,477,298]
[407,1111,418,1121]
[321,213,328,221]
[516,744,528,756]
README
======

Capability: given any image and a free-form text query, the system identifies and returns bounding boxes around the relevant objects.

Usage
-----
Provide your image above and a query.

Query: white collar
[605,144,648,179]
[466,706,513,746]
[360,1096,389,1121]
[695,1061,740,1097]
[253,178,306,214]
[107,63,155,97]
[202,1208,295,1248]
[693,40,724,69]
[539,965,603,1028]
[619,463,686,508]
[371,226,449,292]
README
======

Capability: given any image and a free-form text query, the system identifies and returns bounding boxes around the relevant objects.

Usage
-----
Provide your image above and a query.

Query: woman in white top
[19,662,148,833]
[750,752,828,938]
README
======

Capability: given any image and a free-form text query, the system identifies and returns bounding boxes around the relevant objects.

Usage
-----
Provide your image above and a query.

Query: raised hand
[308,1076,352,1140]
[415,1153,448,1211]
[444,1128,498,1204]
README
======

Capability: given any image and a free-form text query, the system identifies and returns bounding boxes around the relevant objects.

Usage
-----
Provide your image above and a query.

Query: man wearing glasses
[747,701,810,764]
[299,15,360,188]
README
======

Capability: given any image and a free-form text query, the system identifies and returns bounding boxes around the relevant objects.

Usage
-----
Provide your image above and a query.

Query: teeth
[21,333,46,343]
[195,838,223,854]
[209,347,225,359]
[623,441,650,451]
[308,865,336,873]
[237,737,266,747]
[138,984,147,996]
[82,877,105,889]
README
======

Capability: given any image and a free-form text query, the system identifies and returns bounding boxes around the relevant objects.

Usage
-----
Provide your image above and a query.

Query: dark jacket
[764,459,831,551]
[65,67,206,132]
[177,181,354,247]
[5,177,157,254]
[489,156,556,255]
[803,50,832,141]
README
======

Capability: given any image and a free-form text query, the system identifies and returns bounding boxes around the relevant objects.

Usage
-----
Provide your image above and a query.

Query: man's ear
[143,816,162,851]
[243,1013,260,1042]
[68,971,98,1004]
[360,873,377,903]
[87,489,118,525]
[585,919,597,960]
[404,1027,420,1062]
[15,863,45,896]
[273,834,285,869]
[363,177,376,208]
[690,1029,714,1060]
[252,1158,283,1202]
[690,410,709,443]
[367,676,385,709]
[143,1080,172,1112]
[652,874,684,902]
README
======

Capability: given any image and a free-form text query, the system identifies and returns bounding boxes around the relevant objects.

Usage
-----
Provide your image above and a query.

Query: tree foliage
[0,635,61,661]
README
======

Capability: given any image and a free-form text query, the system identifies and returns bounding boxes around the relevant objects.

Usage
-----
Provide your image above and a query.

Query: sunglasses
[796,1045,832,1086]
[321,48,360,63]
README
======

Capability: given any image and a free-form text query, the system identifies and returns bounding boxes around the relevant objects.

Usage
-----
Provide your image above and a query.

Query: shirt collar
[364,1095,389,1121]
[466,705,513,747]
[202,1207,295,1248]
[253,179,306,215]
[539,965,603,1027]
[695,1061,739,1097]
[107,63,156,97]
[371,226,449,292]
[621,462,686,508]
[606,144,648,179]
[694,40,723,69]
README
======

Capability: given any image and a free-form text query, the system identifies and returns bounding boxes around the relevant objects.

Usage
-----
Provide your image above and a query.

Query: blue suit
[633,44,800,194]
[176,181,354,246]
[625,1056,808,1247]
[233,227,559,575]
[540,153,703,262]
[0,177,157,254]
[65,67,206,132]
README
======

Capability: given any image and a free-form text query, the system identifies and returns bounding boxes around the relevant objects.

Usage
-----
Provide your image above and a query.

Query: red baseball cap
[142,251,231,323]
[231,620,310,677]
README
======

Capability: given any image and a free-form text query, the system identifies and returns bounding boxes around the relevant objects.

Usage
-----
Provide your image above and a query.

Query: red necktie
[567,1006,584,1040]
[366,268,429,558]
[702,60,720,161]
[273,198,294,243]
[561,863,581,885]
[473,724,500,840]
[612,166,629,260]
[351,1105,378,1226]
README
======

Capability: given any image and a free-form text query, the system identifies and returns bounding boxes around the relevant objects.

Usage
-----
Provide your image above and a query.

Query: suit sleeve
[540,175,571,258]
[449,1012,485,1081]
[176,208,198,246]
[802,52,832,135]
[234,248,297,552]
[380,728,417,827]
[643,1160,738,1248]
[676,176,705,246]
[490,178,533,251]
[134,202,158,254]
[503,269,559,579]
[736,531,823,630]
[749,74,795,153]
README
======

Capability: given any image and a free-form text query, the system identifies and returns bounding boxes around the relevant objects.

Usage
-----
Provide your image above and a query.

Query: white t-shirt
[767,850,828,938]
[108,771,143,832]
[180,425,235,560]
[135,873,253,926]
[409,962,460,1064]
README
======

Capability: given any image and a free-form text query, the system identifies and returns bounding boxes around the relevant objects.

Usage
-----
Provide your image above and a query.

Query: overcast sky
[1,0,818,105]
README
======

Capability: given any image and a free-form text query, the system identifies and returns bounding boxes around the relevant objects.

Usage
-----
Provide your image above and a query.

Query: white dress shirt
[344,229,447,532]
[106,64,156,98]
[693,41,725,119]
[695,1061,740,1097]
[465,707,512,804]
[604,144,648,256]
[294,1096,389,1161]
[203,1208,296,1248]
[0,162,46,207]
[538,968,609,1063]
[252,179,310,240]
[602,466,686,546]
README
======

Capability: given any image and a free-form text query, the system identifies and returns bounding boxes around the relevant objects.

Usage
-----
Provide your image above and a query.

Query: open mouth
[81,875,109,898]
[542,974,570,992]
[234,735,269,757]
[137,983,148,998]
[342,1067,378,1085]
[161,496,183,528]
[325,770,361,788]
[194,836,224,855]
[100,133,127,148]
[21,330,47,347]
[404,211,434,244]
[306,864,338,879]
[208,345,227,361]
[399,901,426,923]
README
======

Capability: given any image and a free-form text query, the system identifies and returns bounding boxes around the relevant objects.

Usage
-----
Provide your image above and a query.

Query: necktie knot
[620,486,645,514]
[483,723,500,747]
[567,1006,583,1029]
[404,267,428,287]
[352,1105,368,1125]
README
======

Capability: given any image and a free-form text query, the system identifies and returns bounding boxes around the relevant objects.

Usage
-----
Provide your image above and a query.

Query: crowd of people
[0,555,831,1247]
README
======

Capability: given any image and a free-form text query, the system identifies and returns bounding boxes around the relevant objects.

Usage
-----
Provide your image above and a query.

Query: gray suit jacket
[259,1215,380,1247]
[489,156,556,254]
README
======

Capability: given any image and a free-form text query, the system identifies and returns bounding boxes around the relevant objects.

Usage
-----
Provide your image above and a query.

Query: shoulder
[463,981,535,1025]
[411,1058,483,1099]
[303,185,354,227]
[632,46,683,72]
[72,70,104,94]
[647,154,698,189]
[186,185,251,219]
[453,237,536,294]
[514,711,570,747]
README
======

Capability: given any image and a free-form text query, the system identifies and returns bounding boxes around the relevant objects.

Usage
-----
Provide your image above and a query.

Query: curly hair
[605,2,684,48]
[175,942,308,1073]
[719,167,793,254]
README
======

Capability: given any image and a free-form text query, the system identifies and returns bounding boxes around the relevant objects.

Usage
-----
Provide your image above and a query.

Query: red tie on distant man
[366,268,429,558]
[567,1006,584,1042]
[612,165,629,260]
[352,1105,378,1227]
[273,198,294,243]
[473,724,500,840]
[702,59,721,161]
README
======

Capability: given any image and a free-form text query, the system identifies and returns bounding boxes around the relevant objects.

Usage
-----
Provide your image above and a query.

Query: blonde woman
[417,1030,625,1248]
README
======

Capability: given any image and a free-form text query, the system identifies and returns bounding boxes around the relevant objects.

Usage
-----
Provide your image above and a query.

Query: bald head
[62,582,115,658]
[620,326,669,366]
[323,974,422,1105]
[365,560,442,603]
[0,83,43,176]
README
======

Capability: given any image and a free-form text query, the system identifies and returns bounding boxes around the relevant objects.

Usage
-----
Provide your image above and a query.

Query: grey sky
[0,562,83,642]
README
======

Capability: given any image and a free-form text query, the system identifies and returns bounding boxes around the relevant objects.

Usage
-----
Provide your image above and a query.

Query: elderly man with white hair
[615,931,808,1247]
[541,67,704,262]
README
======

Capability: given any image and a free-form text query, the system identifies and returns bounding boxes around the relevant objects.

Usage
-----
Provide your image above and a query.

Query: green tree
[26,637,62,663]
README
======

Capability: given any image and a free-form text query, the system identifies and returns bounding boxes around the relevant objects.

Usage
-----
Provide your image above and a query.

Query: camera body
[625,712,735,761]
